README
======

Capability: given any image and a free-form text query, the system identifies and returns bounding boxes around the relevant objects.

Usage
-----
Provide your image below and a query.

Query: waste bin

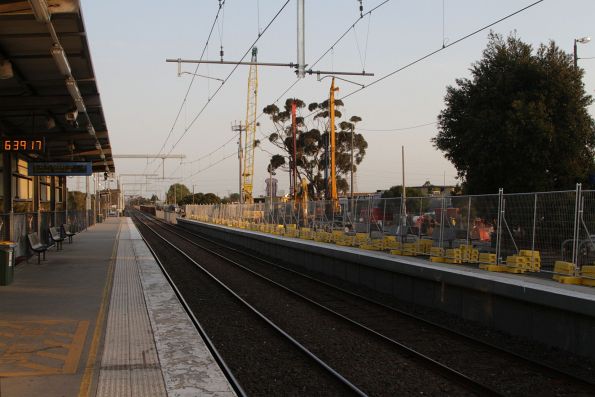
[0,241,17,286]
[96,214,103,223]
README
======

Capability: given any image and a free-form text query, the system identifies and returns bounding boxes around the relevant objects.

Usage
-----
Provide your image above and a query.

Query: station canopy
[0,0,114,172]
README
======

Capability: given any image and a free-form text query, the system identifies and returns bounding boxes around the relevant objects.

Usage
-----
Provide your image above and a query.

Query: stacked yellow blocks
[429,247,445,262]
[333,231,352,246]
[314,230,332,243]
[478,253,508,272]
[553,261,581,284]
[353,233,370,247]
[459,244,479,263]
[504,255,530,273]
[360,238,384,251]
[284,224,299,238]
[417,239,433,255]
[444,248,462,264]
[384,236,401,251]
[518,250,541,271]
[581,266,595,287]
[299,227,314,240]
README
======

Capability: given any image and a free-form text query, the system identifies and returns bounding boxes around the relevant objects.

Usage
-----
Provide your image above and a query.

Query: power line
[257,0,392,119]
[163,0,292,159]
[185,151,237,181]
[181,132,239,165]
[358,121,437,132]
[340,0,545,101]
[151,1,227,166]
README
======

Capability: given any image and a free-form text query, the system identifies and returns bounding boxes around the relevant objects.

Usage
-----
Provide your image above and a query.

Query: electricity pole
[232,122,245,203]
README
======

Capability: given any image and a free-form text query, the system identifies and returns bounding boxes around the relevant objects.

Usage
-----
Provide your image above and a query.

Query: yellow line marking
[37,351,68,361]
[77,221,120,397]
[62,320,89,373]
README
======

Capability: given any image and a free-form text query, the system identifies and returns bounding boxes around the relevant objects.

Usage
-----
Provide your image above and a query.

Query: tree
[433,32,595,194]
[166,183,191,204]
[222,193,240,204]
[67,191,87,210]
[179,192,222,205]
[263,98,368,198]
[150,194,159,203]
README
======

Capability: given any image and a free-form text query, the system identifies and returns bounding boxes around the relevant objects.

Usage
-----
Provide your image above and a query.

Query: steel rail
[165,217,595,388]
[132,212,368,397]
[133,217,248,397]
[142,214,503,396]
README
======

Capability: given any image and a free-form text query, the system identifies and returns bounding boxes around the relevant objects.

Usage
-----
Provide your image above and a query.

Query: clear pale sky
[74,0,595,199]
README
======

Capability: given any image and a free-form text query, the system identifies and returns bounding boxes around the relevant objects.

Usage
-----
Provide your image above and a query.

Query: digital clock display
[1,138,45,152]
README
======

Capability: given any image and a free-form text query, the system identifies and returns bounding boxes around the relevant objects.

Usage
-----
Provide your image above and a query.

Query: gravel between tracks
[135,218,358,396]
[141,217,478,396]
[169,219,595,397]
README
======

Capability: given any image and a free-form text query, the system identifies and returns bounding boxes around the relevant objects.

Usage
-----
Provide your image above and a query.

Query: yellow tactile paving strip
[0,320,89,377]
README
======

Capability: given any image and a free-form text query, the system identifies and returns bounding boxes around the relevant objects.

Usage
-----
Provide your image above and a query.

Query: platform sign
[1,137,45,153]
[28,162,92,176]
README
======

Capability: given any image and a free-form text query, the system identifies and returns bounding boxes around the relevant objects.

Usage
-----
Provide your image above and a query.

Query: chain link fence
[185,186,595,275]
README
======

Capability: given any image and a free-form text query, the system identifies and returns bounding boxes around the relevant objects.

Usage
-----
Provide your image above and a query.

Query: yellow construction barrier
[429,247,445,263]
[445,248,462,264]
[519,250,541,271]
[552,261,581,284]
[581,265,595,287]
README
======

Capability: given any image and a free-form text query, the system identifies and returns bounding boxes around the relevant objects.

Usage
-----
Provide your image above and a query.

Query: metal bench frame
[49,226,65,251]
[61,224,76,244]
[27,232,49,264]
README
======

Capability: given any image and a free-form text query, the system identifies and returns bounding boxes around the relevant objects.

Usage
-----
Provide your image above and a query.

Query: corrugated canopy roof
[0,0,114,172]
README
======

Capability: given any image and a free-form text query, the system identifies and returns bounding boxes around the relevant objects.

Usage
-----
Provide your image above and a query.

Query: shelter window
[13,158,32,200]
[55,177,63,203]
[40,176,51,203]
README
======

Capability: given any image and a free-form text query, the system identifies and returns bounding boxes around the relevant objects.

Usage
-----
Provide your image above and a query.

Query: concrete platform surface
[0,217,236,397]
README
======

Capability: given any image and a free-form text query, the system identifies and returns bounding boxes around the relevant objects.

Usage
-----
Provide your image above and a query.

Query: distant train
[139,205,156,216]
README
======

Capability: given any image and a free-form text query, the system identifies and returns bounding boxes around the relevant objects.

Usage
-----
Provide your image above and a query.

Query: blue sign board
[28,162,93,176]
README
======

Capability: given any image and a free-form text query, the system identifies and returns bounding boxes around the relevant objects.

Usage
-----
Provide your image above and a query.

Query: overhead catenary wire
[255,0,392,122]
[162,0,292,160]
[340,0,545,101]
[150,1,227,167]
[358,121,437,132]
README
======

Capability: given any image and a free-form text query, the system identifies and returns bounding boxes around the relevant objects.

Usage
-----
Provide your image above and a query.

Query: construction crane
[241,47,258,203]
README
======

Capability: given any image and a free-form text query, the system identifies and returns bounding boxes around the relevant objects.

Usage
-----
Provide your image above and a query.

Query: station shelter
[0,1,115,260]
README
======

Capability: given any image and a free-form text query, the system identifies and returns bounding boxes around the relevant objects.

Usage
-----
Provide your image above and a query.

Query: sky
[71,0,595,199]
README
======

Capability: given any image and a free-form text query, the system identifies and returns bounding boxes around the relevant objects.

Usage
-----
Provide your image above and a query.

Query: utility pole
[291,100,298,200]
[232,122,245,203]
[351,126,355,202]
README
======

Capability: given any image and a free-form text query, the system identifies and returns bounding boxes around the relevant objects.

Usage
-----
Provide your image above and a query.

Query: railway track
[164,217,595,393]
[133,212,514,395]
[132,213,364,396]
[136,212,595,396]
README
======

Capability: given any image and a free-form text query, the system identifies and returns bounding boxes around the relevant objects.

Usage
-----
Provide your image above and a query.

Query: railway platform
[179,218,595,360]
[0,217,235,397]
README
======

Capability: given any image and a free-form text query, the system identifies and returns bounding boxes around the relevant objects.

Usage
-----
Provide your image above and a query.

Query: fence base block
[479,264,508,272]
[553,275,582,285]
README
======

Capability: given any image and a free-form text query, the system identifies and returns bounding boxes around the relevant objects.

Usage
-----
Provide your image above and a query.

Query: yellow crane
[242,47,258,203]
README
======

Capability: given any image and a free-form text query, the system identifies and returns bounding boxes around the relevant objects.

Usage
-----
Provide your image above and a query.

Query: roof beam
[0,94,100,110]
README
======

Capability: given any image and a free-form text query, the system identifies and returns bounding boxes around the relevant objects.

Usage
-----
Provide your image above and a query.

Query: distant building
[265,177,278,198]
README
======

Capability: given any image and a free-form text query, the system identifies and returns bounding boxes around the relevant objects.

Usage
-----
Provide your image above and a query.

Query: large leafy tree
[433,33,595,194]
[166,183,191,204]
[179,192,222,205]
[263,98,367,198]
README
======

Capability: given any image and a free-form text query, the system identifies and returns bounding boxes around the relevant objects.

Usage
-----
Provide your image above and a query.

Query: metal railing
[184,185,595,274]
